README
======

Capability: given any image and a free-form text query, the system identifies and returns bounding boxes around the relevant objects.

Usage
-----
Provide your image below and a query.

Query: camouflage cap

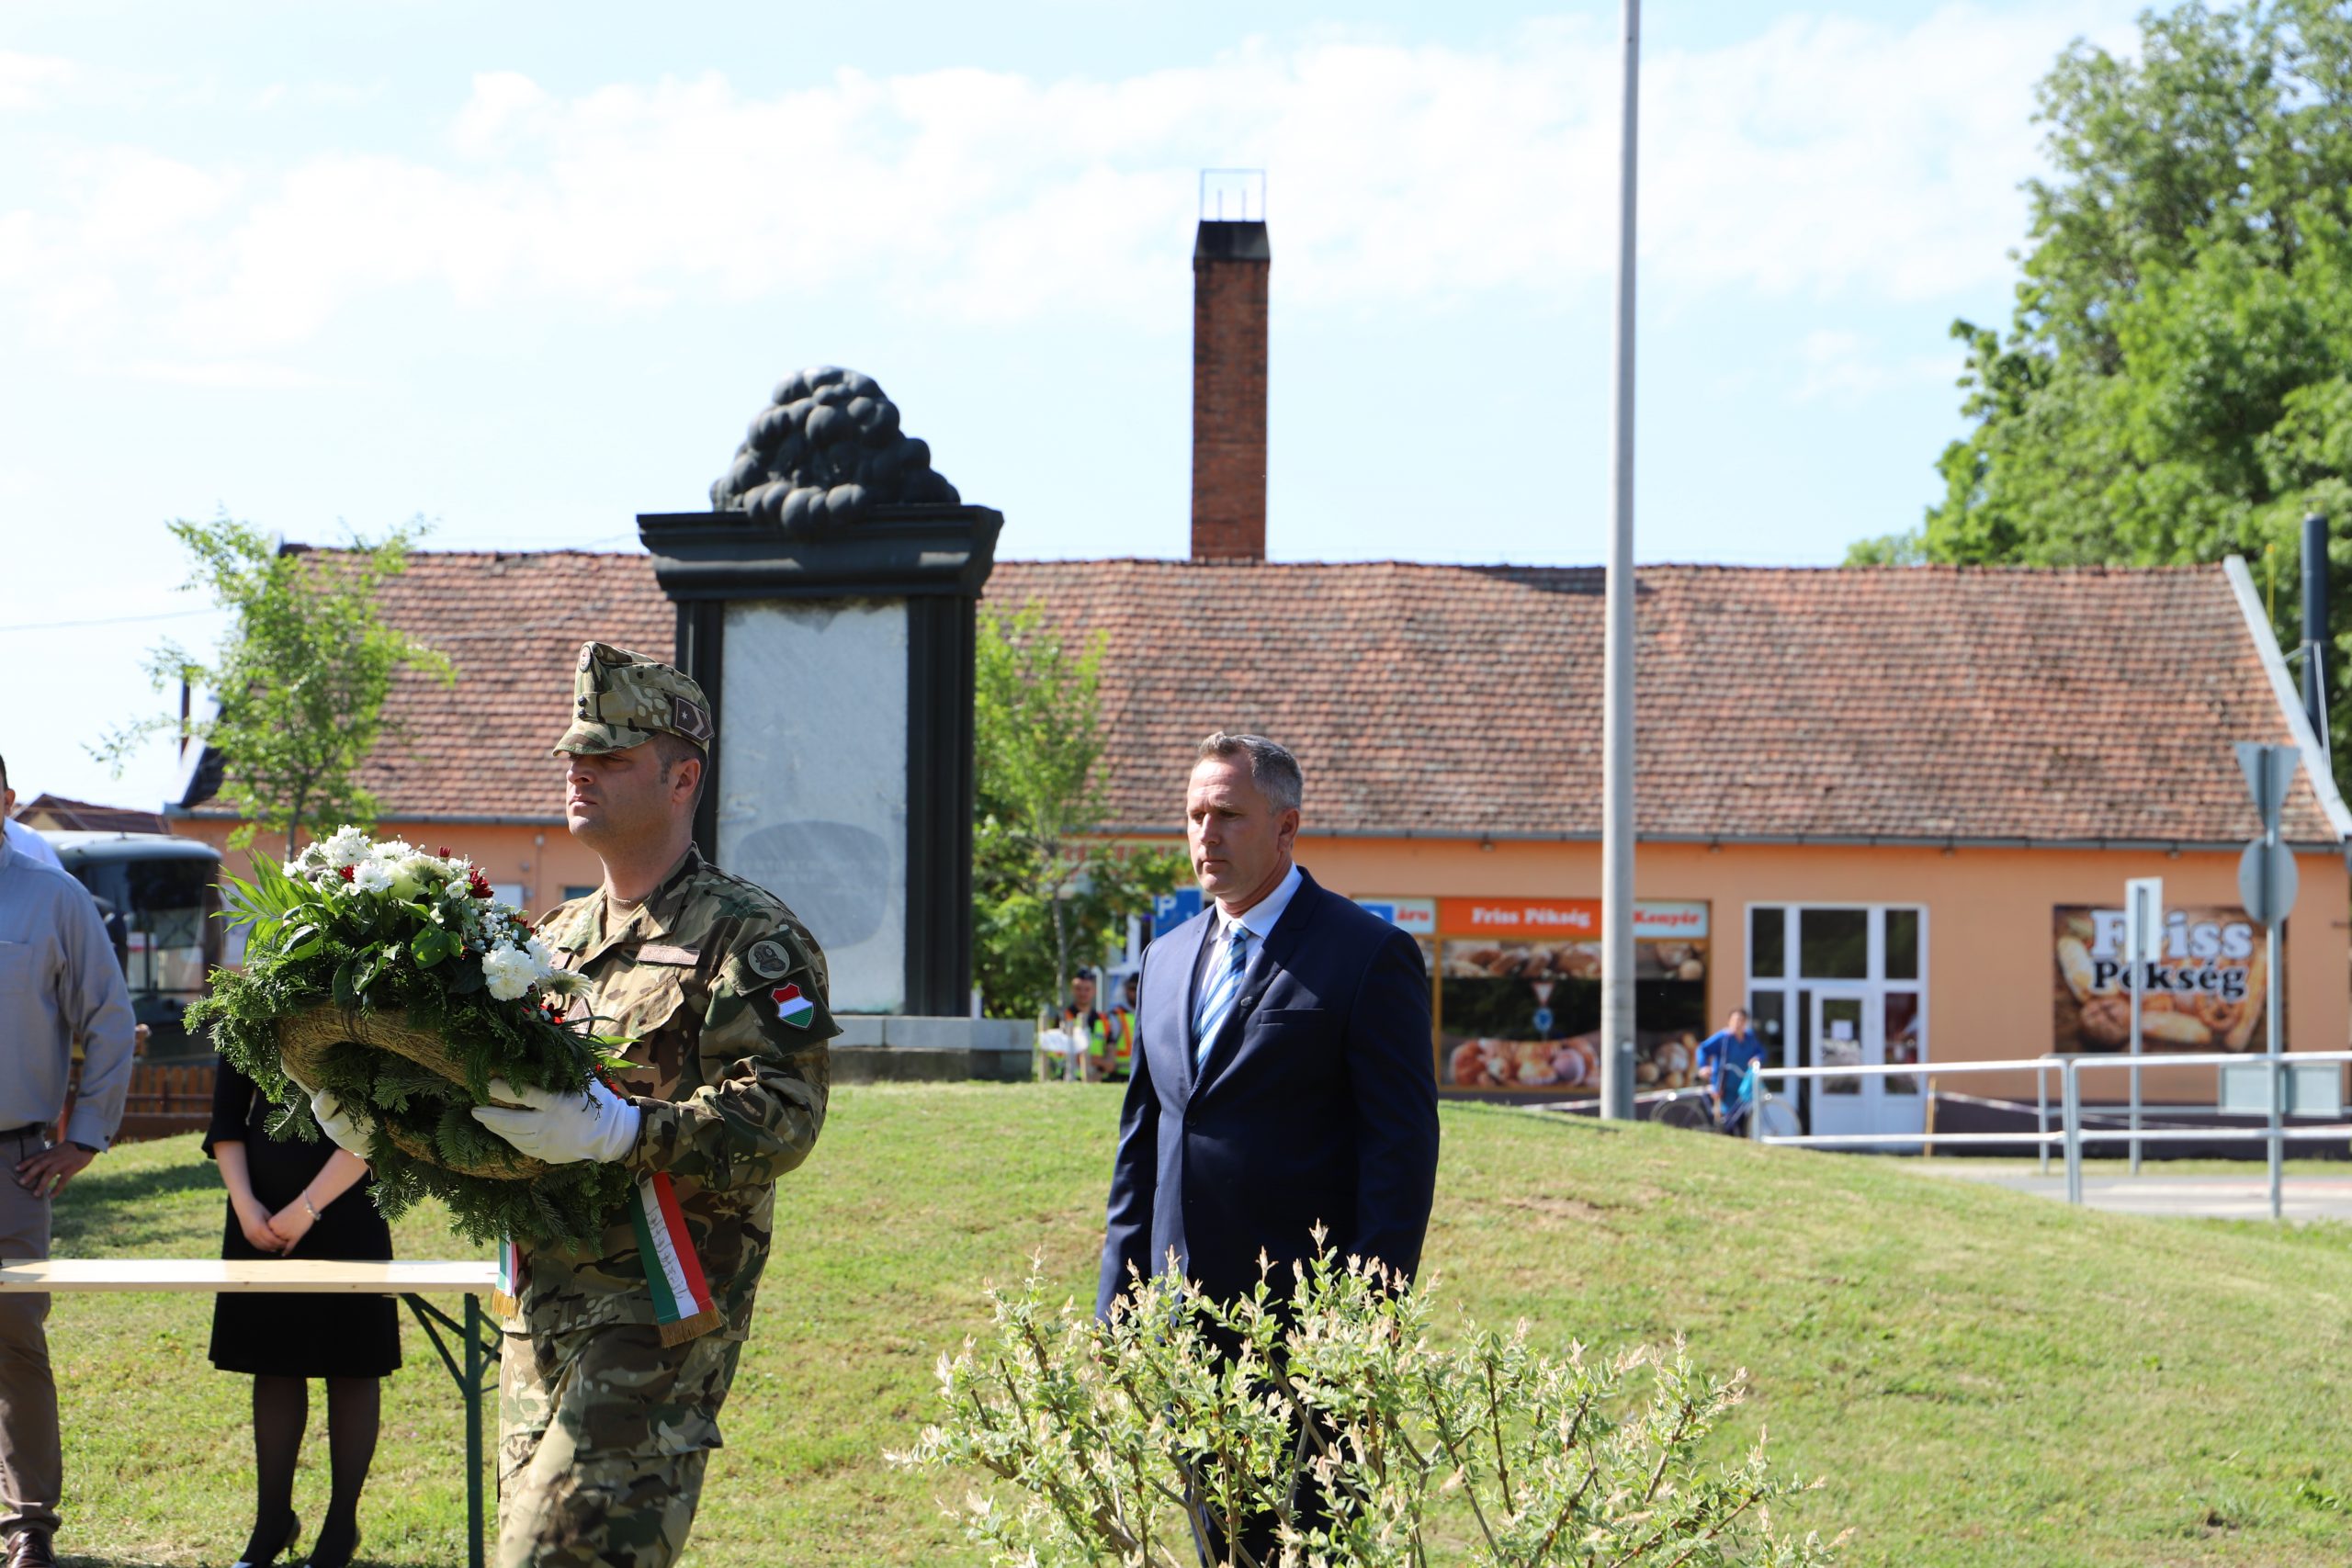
[551,642,715,757]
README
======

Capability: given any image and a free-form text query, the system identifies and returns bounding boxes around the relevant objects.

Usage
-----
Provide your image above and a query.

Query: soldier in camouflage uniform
[469,642,838,1568]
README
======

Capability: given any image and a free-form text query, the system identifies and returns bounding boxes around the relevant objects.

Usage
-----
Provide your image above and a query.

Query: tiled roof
[183,550,670,823]
[18,795,175,835]
[184,550,2343,846]
[985,559,2344,846]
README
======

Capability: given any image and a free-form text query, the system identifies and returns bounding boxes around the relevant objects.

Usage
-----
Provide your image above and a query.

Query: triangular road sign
[2234,741,2300,834]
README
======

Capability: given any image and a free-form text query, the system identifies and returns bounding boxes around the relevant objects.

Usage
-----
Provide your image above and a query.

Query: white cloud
[119,357,338,389]
[1792,328,1959,401]
[0,3,2143,356]
[0,52,74,113]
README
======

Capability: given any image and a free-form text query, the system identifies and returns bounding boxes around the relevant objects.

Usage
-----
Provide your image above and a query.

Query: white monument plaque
[717,598,910,1013]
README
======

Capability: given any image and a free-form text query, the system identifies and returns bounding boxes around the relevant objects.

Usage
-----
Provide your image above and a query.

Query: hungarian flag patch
[770,982,816,1028]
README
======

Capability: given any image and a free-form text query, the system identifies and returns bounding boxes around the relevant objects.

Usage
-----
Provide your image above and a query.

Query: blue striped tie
[1193,923,1251,1068]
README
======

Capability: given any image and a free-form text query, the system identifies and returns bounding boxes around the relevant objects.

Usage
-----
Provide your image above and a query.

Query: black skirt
[203,1062,401,1379]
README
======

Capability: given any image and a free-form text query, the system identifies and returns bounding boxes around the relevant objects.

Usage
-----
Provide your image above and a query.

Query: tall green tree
[972,602,1184,1029]
[102,516,452,853]
[1868,0,2352,785]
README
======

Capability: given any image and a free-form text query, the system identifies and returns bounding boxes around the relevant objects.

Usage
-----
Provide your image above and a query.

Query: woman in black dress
[204,1062,400,1568]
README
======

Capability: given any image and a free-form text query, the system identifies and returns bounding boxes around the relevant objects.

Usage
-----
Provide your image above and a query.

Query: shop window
[1747,988,1786,1067]
[1799,908,1869,979]
[1817,994,1864,1094]
[1886,908,1921,980]
[563,885,597,901]
[1432,898,1710,1094]
[1750,906,1788,980]
[1884,991,1922,1093]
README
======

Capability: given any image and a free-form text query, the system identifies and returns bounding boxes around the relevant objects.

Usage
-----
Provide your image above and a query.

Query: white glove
[470,1077,642,1166]
[310,1089,377,1156]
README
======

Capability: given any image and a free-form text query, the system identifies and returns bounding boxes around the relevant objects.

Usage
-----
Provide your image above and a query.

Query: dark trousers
[1186,1409,1335,1568]
[0,1127,58,1543]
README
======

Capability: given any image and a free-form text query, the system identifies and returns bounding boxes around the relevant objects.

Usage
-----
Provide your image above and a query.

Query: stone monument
[638,368,1009,1060]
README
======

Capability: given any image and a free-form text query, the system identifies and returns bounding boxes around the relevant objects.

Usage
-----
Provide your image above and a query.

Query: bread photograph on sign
[2052,904,2269,1053]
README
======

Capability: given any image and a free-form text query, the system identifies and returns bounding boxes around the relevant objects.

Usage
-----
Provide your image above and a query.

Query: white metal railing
[1746,1051,2352,1221]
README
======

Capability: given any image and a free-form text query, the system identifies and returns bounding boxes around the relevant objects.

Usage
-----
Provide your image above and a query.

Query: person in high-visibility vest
[1101,973,1139,1082]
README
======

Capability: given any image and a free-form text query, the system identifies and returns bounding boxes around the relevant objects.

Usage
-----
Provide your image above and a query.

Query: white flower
[322,826,370,871]
[481,943,539,1001]
[351,862,396,895]
[387,853,443,900]
[526,935,554,974]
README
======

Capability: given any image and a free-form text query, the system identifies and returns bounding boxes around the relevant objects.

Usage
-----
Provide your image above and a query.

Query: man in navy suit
[1097,731,1441,1315]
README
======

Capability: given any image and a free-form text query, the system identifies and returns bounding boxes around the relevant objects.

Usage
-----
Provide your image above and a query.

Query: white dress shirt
[4,818,62,871]
[1206,861,1306,983]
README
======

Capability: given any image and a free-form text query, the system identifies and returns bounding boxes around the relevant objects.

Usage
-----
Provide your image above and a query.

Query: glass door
[1808,987,1928,1147]
[1808,988,1872,1142]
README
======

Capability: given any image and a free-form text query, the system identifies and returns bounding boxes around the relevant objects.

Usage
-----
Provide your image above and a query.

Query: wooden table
[0,1259,500,1568]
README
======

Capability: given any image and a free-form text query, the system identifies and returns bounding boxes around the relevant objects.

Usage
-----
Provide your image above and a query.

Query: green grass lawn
[40,1086,2352,1566]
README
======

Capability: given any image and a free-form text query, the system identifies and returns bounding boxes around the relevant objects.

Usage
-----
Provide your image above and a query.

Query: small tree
[893,1244,1845,1568]
[973,601,1184,1034]
[100,515,452,854]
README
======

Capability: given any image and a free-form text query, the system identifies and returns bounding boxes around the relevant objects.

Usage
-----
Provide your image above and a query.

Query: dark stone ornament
[708,366,960,528]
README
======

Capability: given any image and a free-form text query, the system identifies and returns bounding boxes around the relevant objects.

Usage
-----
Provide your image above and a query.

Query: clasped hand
[232,1196,314,1256]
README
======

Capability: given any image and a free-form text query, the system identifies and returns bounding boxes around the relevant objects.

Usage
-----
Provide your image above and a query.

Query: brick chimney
[1191,214,1270,561]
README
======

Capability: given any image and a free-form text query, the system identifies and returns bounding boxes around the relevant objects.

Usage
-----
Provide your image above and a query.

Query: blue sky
[1,0,2142,808]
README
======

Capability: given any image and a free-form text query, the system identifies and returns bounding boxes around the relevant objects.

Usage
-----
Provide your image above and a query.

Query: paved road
[1912,1165,2352,1221]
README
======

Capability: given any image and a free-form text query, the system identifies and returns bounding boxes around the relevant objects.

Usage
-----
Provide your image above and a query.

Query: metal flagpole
[2267,919,2284,1221]
[1600,0,1641,1122]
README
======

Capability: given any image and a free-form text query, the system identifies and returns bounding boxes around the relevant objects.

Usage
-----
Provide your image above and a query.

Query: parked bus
[40,829,224,1060]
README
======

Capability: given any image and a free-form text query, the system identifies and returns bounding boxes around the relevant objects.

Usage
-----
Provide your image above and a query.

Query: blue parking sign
[1153,888,1204,929]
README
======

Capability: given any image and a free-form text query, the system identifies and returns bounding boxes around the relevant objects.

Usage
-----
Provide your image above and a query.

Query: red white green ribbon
[628,1172,720,1345]
[492,1235,523,1320]
[491,1173,716,1344]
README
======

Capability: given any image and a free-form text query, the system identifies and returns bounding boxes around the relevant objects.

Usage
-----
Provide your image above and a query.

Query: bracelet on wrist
[300,1192,321,1222]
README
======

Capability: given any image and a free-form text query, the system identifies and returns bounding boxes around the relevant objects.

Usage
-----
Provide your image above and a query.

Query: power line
[0,607,220,634]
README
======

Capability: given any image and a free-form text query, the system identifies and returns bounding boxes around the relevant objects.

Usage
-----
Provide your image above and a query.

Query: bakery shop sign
[2052,904,2272,1052]
[1434,899,1711,940]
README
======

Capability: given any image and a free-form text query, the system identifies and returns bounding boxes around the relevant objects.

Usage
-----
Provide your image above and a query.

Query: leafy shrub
[895,1241,1844,1567]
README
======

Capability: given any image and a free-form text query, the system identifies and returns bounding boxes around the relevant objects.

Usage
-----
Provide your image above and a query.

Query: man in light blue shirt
[0,757,62,874]
[0,816,135,1568]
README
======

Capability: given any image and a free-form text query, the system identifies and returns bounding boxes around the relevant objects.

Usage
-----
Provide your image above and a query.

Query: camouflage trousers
[496,1324,743,1568]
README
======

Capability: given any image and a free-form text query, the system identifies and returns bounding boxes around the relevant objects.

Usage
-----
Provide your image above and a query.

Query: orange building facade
[163,548,2352,1145]
[1291,835,2347,1127]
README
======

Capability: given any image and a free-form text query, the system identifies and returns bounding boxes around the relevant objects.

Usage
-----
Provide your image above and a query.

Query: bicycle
[1651,1063,1799,1140]
[1651,1087,1721,1132]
